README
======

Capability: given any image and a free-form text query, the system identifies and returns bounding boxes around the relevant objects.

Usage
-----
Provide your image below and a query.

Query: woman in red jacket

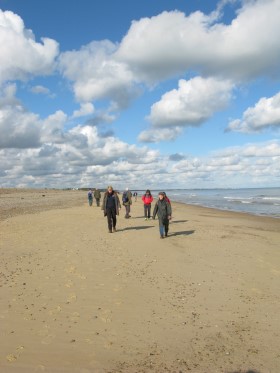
[142,189,154,220]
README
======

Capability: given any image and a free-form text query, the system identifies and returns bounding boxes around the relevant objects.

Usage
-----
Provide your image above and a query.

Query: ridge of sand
[0,190,280,372]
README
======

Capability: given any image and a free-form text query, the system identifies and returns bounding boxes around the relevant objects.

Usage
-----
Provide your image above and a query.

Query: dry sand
[0,189,280,373]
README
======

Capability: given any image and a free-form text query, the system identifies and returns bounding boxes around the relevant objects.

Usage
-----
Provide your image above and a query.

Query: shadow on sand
[169,230,195,237]
[227,370,260,373]
[120,225,155,231]
[171,219,188,224]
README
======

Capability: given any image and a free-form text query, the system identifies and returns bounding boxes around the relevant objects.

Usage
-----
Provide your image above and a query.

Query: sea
[135,188,280,219]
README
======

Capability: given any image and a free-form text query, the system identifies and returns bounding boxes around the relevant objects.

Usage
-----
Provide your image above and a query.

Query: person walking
[87,189,93,206]
[142,189,153,220]
[122,188,132,218]
[153,192,172,238]
[94,188,101,207]
[133,191,138,202]
[102,186,121,233]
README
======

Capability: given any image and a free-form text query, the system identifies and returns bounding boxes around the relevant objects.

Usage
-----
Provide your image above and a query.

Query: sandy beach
[0,189,280,373]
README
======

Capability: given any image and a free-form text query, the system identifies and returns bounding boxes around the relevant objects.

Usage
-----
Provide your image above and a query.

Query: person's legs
[112,209,117,231]
[165,221,169,236]
[125,204,130,218]
[147,204,151,219]
[159,224,164,238]
[144,204,148,219]
[106,208,113,232]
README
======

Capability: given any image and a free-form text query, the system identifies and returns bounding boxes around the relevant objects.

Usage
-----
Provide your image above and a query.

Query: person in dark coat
[87,189,93,206]
[153,192,172,238]
[102,186,121,233]
[94,188,101,207]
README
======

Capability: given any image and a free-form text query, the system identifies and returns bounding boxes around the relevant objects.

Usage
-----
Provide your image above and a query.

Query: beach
[1,189,280,373]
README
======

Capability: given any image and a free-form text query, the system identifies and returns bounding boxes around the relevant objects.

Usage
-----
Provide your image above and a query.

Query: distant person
[87,189,93,206]
[142,189,153,220]
[122,188,132,218]
[101,186,121,233]
[153,192,172,238]
[133,191,138,202]
[94,188,101,207]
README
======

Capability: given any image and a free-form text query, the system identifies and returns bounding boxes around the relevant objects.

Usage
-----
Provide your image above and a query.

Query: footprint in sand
[66,293,77,303]
[48,305,62,315]
[41,334,56,345]
[6,346,24,362]
[70,312,80,322]
[99,309,112,324]
[65,280,74,288]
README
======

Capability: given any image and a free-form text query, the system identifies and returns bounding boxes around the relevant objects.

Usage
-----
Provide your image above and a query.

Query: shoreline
[1,189,280,372]
[1,188,279,222]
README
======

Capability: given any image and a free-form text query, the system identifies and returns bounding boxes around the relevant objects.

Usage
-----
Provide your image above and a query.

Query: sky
[0,0,280,190]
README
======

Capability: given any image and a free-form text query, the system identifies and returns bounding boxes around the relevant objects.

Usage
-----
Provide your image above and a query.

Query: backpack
[122,192,128,203]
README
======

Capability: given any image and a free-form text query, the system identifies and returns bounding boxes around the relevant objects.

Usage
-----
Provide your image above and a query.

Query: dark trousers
[95,198,100,206]
[144,204,151,218]
[106,208,117,230]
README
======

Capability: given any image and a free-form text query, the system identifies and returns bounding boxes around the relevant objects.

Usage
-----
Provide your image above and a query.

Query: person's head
[107,185,113,194]
[146,189,151,195]
[158,192,165,200]
[126,187,129,191]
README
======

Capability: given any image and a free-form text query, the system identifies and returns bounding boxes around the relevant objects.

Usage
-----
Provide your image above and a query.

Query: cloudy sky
[0,0,279,189]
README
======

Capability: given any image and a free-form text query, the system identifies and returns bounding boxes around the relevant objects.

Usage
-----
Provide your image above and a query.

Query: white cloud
[147,77,233,128]
[30,85,51,95]
[227,92,280,133]
[116,0,280,82]
[0,10,59,84]
[138,127,182,143]
[72,102,95,118]
[0,101,40,148]
[59,40,139,110]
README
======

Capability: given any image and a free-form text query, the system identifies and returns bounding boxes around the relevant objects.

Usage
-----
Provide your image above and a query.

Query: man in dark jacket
[102,186,121,233]
[153,192,172,238]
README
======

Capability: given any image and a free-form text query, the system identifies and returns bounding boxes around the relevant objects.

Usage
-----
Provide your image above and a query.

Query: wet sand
[0,189,280,373]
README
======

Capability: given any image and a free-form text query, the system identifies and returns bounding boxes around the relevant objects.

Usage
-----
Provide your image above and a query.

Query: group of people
[99,186,172,238]
[87,188,101,207]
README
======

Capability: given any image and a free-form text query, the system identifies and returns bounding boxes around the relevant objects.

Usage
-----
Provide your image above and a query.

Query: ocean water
[136,188,280,218]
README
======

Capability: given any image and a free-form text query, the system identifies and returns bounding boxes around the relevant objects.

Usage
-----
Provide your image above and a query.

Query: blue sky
[0,0,279,189]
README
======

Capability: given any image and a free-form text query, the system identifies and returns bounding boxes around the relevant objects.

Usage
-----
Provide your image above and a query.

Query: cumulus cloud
[0,10,59,84]
[30,85,51,95]
[72,102,95,118]
[138,127,183,143]
[169,153,185,161]
[147,77,233,128]
[58,40,140,110]
[0,86,41,148]
[227,92,280,133]
[116,0,280,82]
[169,140,280,187]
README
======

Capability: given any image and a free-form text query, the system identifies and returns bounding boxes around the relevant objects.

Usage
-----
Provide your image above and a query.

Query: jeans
[159,220,169,236]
